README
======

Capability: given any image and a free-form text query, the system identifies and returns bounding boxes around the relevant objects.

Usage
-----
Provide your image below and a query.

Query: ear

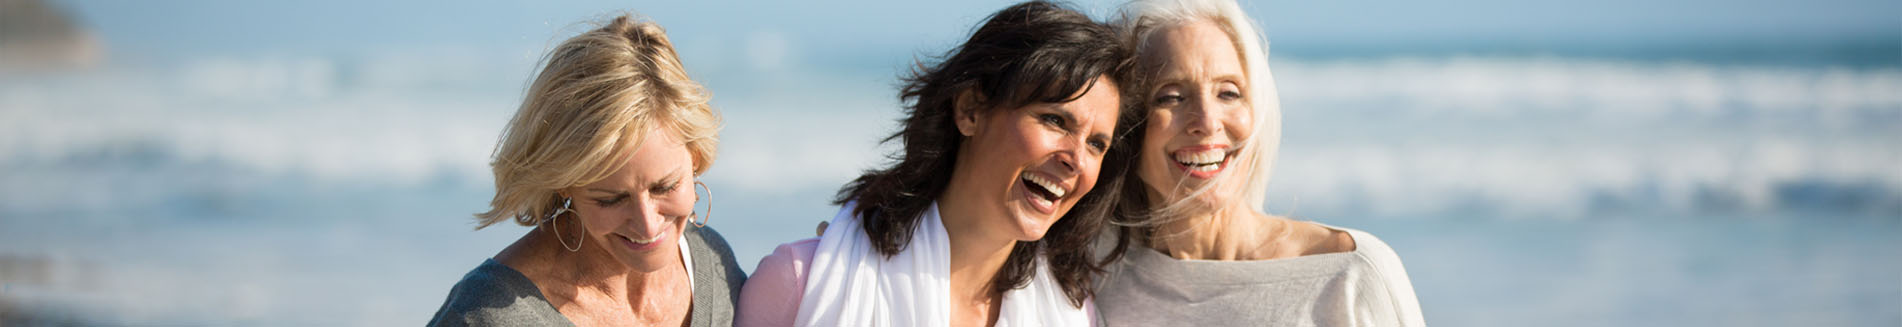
[953,89,984,137]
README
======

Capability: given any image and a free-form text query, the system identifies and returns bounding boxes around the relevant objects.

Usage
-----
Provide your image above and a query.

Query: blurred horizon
[2,0,1898,325]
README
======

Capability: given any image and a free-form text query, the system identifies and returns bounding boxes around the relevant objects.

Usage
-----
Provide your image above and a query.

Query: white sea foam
[1265,56,1901,217]
[1,52,1897,327]
[1,55,1896,219]
[1277,57,1902,121]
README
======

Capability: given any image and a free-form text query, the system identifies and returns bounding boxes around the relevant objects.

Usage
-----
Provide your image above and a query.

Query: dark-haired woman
[735,1,1136,326]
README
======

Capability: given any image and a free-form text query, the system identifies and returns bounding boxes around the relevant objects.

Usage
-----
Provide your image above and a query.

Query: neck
[936,191,1016,306]
[492,223,691,325]
[620,263,684,321]
[1147,201,1289,261]
[501,223,684,309]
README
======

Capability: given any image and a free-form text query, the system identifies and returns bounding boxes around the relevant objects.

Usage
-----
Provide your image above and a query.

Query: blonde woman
[1093,0,1425,325]
[428,15,745,327]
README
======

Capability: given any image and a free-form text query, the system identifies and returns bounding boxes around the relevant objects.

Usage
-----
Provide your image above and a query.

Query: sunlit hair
[1109,0,1281,229]
[474,14,721,229]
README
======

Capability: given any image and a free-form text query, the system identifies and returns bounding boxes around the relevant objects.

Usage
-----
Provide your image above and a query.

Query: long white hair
[1114,0,1281,222]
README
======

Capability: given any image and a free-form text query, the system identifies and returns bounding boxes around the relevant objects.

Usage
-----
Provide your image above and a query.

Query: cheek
[1018,124,1062,155]
[1226,104,1254,140]
[1139,111,1175,172]
[659,190,697,219]
[1146,108,1174,132]
[1075,163,1101,197]
[1136,141,1176,192]
[578,206,627,233]
[988,120,1054,163]
[1143,109,1179,148]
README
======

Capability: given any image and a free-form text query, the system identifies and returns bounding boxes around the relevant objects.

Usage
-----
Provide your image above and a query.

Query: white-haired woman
[1093,0,1425,325]
[428,15,746,327]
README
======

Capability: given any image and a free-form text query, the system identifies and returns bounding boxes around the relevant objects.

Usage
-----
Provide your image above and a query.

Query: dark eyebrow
[1054,106,1113,146]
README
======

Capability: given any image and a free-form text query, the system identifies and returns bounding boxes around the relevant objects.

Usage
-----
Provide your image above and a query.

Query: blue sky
[54,0,1902,62]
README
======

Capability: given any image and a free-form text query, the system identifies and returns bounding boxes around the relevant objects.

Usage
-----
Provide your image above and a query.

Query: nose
[628,195,673,236]
[1057,147,1078,173]
[1056,132,1102,176]
[1185,94,1222,137]
[1055,136,1081,173]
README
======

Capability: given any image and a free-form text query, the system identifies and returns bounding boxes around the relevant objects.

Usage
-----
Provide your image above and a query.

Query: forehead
[1053,76,1122,132]
[597,127,691,185]
[1143,19,1243,77]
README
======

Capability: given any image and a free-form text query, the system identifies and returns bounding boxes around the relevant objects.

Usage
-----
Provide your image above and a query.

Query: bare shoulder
[493,230,557,280]
[1278,217,1357,256]
[1319,223,1358,253]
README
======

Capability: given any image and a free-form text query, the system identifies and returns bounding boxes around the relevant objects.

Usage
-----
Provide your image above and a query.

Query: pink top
[736,237,820,327]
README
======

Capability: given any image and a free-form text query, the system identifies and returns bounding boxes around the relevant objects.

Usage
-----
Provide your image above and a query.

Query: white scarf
[795,201,1092,326]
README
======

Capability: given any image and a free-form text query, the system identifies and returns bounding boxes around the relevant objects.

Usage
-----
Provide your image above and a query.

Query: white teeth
[1174,149,1226,166]
[1022,173,1066,198]
[626,233,660,244]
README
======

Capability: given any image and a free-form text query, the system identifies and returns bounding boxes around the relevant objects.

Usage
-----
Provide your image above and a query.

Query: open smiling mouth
[617,231,664,251]
[1173,147,1235,176]
[1021,173,1067,210]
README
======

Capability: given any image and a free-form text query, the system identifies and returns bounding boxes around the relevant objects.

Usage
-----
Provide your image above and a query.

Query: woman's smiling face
[566,128,697,273]
[1136,19,1256,209]
[952,75,1122,242]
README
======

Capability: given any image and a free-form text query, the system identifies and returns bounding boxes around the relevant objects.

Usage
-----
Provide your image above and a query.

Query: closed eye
[1153,93,1184,107]
[650,178,681,196]
[595,195,628,207]
[1218,82,1245,101]
[1218,90,1243,101]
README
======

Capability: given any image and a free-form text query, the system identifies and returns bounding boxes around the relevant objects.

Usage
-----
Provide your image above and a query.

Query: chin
[624,256,674,273]
[1017,225,1052,241]
[1004,206,1057,241]
[618,241,681,273]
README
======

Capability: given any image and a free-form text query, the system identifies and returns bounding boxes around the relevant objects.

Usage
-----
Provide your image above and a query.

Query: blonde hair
[474,15,721,229]
[1115,0,1282,219]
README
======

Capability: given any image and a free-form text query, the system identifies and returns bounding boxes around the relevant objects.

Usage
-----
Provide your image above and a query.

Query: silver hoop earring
[546,197,583,252]
[692,181,713,228]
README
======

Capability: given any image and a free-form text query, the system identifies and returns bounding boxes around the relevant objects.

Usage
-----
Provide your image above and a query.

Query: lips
[1023,173,1068,198]
[1171,146,1233,178]
[616,230,664,252]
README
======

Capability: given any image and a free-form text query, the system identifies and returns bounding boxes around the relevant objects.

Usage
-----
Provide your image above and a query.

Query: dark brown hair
[832,1,1139,307]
